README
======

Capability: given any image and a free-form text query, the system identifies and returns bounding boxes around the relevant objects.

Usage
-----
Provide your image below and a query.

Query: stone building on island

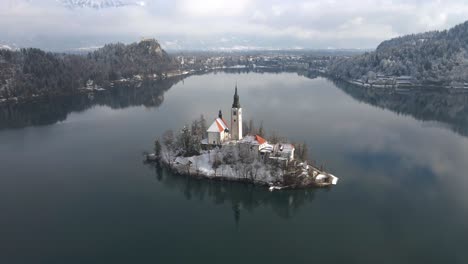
[206,110,229,145]
[204,85,295,162]
[206,85,243,145]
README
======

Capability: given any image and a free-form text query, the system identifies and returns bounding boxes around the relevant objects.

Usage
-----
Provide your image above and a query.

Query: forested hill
[328,21,468,86]
[0,39,177,100]
[90,39,174,81]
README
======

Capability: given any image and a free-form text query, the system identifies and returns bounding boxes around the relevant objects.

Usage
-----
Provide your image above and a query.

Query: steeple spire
[232,83,240,108]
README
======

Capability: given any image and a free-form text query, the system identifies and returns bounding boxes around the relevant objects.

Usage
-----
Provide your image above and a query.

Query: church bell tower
[231,84,243,140]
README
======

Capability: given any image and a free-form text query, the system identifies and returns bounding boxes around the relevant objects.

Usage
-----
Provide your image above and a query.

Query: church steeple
[231,83,243,140]
[232,84,241,108]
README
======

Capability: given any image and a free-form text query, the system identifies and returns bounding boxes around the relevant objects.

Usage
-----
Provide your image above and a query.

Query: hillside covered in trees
[0,39,177,100]
[328,21,468,86]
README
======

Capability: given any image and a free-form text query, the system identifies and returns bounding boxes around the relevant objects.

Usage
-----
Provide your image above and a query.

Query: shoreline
[3,68,466,106]
[325,73,468,92]
[0,70,193,106]
[155,160,272,187]
[146,151,339,191]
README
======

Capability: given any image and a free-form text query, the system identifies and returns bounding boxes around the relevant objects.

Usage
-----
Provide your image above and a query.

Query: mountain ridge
[328,21,468,86]
[0,38,176,100]
[58,0,145,9]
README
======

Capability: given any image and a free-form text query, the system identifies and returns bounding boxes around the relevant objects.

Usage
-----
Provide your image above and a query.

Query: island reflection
[150,164,322,223]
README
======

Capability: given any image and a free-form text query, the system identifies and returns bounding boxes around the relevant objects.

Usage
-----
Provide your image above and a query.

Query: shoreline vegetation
[327,21,468,89]
[145,116,338,190]
[0,39,177,105]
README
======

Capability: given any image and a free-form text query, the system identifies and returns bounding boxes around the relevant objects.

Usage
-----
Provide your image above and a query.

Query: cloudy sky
[1,0,468,51]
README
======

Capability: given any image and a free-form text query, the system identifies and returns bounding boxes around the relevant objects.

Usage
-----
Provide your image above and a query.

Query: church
[204,85,295,162]
[206,85,243,145]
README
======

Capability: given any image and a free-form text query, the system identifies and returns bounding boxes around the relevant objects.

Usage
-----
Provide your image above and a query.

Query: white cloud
[250,10,266,22]
[271,5,285,16]
[0,0,468,50]
[177,0,250,17]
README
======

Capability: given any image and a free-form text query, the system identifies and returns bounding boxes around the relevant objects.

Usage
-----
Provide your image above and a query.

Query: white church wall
[231,108,243,140]
[207,132,221,145]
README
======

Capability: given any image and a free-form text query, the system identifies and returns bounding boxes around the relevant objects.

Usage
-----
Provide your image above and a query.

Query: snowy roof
[239,135,256,144]
[274,143,294,153]
[259,143,274,152]
[207,118,229,133]
[239,135,268,145]
[269,156,288,161]
[396,76,413,80]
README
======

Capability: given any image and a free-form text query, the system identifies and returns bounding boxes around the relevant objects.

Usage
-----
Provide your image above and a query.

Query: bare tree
[162,130,174,148]
[301,142,309,161]
[258,121,265,137]
[154,138,162,157]
[212,153,222,177]
[248,119,255,135]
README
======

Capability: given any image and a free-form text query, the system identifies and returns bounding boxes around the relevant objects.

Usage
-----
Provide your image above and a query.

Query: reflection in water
[333,79,468,137]
[0,69,291,130]
[150,163,318,223]
[2,71,468,263]
[2,71,467,138]
[0,76,184,130]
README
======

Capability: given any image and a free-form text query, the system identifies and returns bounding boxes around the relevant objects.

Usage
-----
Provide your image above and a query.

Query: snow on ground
[158,139,339,187]
[166,148,281,185]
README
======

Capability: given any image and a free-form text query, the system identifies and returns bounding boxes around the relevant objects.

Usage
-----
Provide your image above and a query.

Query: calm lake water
[1,72,468,263]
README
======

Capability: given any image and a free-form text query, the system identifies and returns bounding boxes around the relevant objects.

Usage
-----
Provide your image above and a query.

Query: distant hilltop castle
[140,37,156,42]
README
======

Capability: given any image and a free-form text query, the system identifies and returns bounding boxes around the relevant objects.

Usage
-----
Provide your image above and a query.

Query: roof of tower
[232,84,241,108]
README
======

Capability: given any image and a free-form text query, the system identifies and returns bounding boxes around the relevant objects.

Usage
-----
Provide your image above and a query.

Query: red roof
[215,119,224,132]
[208,118,229,133]
[255,135,266,144]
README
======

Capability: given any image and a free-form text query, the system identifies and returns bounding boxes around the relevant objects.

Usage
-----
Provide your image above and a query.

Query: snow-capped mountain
[58,0,145,9]
[0,44,18,51]
[0,45,12,50]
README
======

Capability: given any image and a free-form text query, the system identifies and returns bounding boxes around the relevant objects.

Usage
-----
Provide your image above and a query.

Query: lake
[1,71,468,264]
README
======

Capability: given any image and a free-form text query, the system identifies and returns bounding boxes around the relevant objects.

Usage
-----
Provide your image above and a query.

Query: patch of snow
[329,174,339,185]
[316,174,327,181]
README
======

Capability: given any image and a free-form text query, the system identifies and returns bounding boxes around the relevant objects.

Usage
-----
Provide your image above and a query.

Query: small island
[147,85,338,190]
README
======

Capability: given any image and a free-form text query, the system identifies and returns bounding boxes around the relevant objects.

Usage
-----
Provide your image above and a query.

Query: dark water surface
[1,72,468,263]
